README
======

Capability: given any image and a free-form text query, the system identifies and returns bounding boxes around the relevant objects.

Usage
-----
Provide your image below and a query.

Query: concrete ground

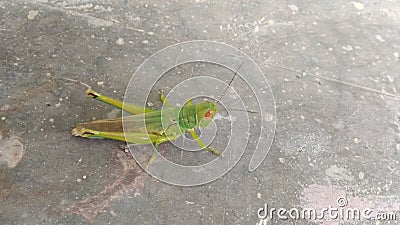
[1,0,400,224]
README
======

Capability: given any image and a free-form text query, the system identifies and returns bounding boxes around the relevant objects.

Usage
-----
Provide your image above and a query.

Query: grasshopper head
[195,101,217,128]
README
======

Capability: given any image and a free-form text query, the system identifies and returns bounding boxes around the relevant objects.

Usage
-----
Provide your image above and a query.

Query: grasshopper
[70,86,222,166]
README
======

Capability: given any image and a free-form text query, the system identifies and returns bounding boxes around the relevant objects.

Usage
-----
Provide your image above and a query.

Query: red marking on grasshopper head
[205,110,213,119]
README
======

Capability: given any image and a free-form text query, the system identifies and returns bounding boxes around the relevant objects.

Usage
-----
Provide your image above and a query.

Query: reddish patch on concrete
[67,147,148,222]
[301,184,400,224]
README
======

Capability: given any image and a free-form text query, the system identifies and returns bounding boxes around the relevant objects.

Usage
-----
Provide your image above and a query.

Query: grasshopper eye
[204,110,213,119]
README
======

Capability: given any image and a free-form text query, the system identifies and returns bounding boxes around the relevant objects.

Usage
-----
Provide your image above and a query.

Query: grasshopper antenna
[228,108,258,113]
[216,61,245,104]
[46,68,92,89]
[215,62,259,114]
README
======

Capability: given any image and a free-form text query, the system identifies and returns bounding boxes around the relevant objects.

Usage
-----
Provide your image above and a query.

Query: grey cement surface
[1,0,400,224]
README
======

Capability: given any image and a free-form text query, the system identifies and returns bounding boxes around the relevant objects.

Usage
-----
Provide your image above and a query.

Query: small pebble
[142,40,149,44]
[288,4,299,12]
[1,117,5,121]
[352,1,364,10]
[1,104,10,111]
[264,113,274,122]
[27,10,39,20]
[77,178,82,183]
[110,210,117,217]
[375,34,385,42]
[116,38,125,45]
[342,45,353,51]
[359,171,365,179]
[387,75,394,83]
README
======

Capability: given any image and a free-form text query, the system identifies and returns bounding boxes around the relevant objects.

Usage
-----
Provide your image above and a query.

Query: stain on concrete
[0,136,25,168]
[67,147,148,222]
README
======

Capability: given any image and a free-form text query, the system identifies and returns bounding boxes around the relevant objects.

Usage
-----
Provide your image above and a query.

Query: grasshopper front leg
[188,129,223,157]
[160,90,173,108]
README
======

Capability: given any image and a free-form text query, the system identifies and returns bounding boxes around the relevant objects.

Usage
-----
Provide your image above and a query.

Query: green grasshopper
[70,85,222,166]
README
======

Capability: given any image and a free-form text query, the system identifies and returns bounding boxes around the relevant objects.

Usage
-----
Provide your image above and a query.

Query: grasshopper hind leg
[86,89,152,115]
[145,134,176,169]
[146,143,159,169]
